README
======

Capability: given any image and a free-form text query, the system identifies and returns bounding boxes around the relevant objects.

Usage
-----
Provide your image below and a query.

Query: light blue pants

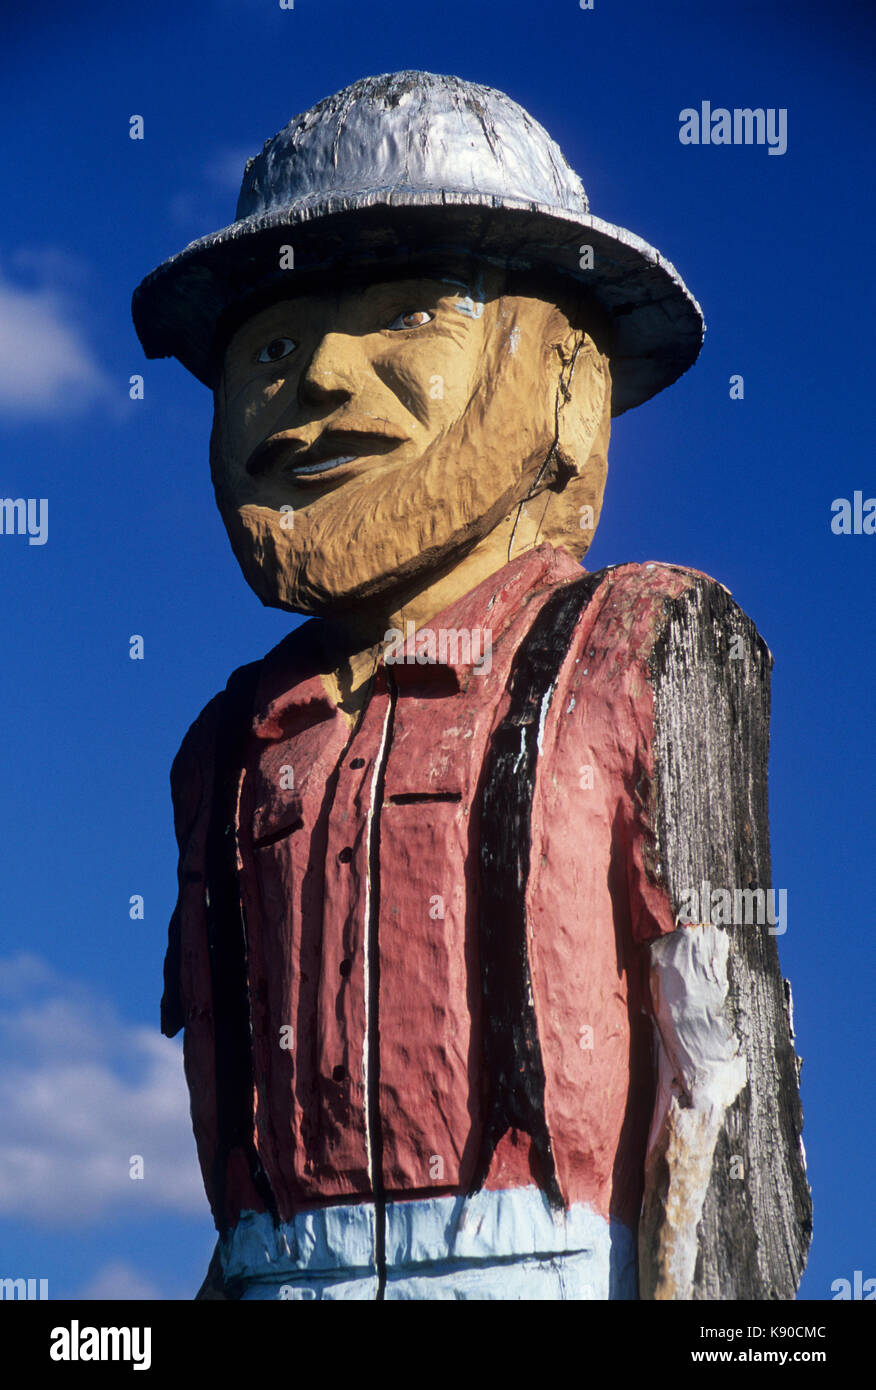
[220,1187,638,1300]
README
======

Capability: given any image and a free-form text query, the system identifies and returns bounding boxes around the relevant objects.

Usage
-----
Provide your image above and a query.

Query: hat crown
[236,70,590,222]
[133,70,703,411]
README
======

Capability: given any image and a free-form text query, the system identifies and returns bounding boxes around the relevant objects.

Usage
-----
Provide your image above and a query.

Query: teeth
[290,453,358,476]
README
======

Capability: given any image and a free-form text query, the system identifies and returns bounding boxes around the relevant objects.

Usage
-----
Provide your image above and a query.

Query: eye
[386,310,434,331]
[257,336,297,364]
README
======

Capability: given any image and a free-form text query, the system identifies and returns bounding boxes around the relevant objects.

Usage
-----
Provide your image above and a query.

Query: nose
[298,331,360,407]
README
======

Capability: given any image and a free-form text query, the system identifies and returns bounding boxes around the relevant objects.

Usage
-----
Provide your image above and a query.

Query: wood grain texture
[640,577,812,1299]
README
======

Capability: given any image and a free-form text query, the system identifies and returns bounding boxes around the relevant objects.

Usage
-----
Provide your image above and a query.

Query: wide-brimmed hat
[132,71,704,415]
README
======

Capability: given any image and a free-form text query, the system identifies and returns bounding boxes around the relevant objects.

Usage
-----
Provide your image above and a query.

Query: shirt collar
[251,542,585,736]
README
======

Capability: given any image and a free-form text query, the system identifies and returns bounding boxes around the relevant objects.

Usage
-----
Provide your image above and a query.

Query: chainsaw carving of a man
[133,71,810,1301]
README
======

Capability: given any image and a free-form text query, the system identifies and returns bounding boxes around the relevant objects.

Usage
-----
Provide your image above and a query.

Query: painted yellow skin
[210,269,612,716]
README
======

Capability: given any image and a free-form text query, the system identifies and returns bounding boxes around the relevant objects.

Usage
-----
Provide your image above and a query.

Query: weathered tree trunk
[639,578,812,1299]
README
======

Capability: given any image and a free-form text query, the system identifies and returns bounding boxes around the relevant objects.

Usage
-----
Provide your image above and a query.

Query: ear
[552,328,611,486]
[532,328,612,560]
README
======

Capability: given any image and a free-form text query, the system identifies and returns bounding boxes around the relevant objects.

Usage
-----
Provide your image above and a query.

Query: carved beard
[210,298,570,620]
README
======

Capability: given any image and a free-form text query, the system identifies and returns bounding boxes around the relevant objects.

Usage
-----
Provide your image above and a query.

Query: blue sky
[0,0,872,1299]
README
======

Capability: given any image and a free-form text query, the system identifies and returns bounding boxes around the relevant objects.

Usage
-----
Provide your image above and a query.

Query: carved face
[210,266,610,617]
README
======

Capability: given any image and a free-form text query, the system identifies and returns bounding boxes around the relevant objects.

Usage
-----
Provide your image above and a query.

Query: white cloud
[0,953,204,1225]
[0,951,61,998]
[169,145,253,230]
[74,1260,166,1301]
[9,246,94,290]
[204,147,255,194]
[0,269,112,420]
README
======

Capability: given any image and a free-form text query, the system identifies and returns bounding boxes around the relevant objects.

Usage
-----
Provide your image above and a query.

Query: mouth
[289,453,359,477]
[247,428,408,482]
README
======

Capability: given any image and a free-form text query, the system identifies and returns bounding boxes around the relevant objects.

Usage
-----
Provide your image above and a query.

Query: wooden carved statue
[132,71,812,1300]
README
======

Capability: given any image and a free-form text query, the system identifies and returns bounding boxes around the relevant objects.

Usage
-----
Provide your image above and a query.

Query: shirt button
[332,1065,346,1082]
[338,846,354,863]
[350,758,365,769]
[339,958,352,977]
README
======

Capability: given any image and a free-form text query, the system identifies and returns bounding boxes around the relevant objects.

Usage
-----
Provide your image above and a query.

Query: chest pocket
[249,742,306,847]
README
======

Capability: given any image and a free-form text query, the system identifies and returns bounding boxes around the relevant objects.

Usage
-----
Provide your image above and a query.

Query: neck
[316,500,555,723]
